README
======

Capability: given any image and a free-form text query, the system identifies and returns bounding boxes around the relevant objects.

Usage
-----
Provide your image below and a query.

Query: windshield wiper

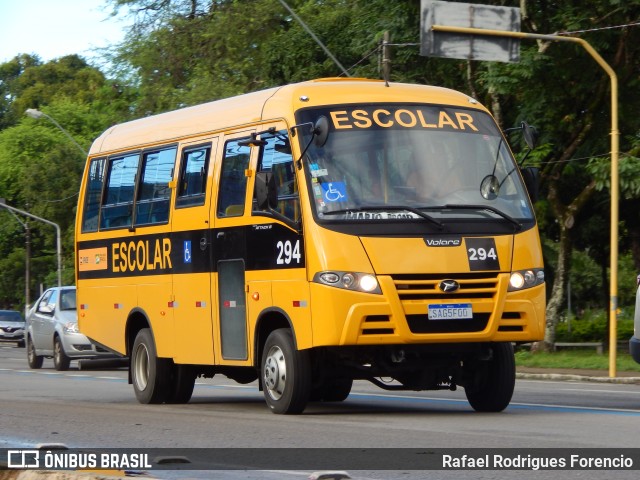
[322,205,444,228]
[442,204,522,231]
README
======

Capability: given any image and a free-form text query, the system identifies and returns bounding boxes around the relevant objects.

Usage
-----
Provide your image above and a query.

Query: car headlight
[508,268,544,291]
[63,322,80,334]
[313,271,382,294]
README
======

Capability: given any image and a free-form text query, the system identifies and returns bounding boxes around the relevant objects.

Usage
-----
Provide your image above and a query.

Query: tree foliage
[1,0,640,339]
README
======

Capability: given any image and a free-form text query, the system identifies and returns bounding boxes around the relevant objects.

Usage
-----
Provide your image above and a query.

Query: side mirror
[313,116,330,147]
[38,303,55,314]
[521,166,539,203]
[255,171,278,210]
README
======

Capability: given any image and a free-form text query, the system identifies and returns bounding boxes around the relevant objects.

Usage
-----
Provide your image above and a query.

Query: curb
[516,372,640,384]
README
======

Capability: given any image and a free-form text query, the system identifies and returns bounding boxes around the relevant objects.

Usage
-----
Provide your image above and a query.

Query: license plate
[428,303,473,320]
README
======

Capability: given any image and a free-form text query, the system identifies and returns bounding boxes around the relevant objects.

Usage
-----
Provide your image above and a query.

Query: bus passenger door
[213,133,255,362]
[171,139,218,365]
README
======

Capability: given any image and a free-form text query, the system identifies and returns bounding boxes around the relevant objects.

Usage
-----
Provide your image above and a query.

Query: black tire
[261,328,311,414]
[27,336,43,369]
[465,342,515,412]
[131,328,171,404]
[311,378,353,402]
[17,340,25,348]
[53,336,71,371]
[166,365,197,404]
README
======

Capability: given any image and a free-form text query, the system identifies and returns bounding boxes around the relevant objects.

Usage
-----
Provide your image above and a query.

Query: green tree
[0,55,135,310]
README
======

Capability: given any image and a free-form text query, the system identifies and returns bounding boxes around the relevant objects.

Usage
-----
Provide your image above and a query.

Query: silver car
[26,286,118,370]
[0,310,25,347]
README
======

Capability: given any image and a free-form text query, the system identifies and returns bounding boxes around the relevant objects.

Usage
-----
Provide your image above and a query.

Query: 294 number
[276,240,301,265]
[468,247,497,261]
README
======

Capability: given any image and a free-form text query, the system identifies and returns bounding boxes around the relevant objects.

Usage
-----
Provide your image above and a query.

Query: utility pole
[382,31,391,86]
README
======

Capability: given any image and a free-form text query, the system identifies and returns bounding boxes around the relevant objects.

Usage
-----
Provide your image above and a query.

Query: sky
[0,0,129,64]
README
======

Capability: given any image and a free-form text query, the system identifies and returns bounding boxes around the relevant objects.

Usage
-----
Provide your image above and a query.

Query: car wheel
[261,328,311,414]
[131,328,171,404]
[53,336,71,371]
[465,342,515,412]
[17,340,25,348]
[27,336,43,369]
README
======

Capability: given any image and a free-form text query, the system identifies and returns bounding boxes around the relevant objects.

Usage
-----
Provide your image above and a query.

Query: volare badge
[465,237,500,271]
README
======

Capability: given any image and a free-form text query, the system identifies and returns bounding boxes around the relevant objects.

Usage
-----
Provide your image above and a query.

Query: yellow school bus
[75,78,545,414]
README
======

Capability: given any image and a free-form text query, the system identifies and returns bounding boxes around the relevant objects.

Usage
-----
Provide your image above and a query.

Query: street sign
[420,0,521,63]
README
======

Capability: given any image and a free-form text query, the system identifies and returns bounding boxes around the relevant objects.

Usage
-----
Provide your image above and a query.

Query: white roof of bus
[89,78,485,155]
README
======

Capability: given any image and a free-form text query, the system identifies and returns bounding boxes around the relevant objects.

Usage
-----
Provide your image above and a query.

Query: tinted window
[59,290,77,310]
[100,153,140,229]
[135,147,176,225]
[82,158,106,233]
[255,131,300,222]
[218,139,251,217]
[0,311,22,322]
[177,145,210,208]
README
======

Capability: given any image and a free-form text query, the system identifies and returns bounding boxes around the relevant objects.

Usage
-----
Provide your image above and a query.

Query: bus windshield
[296,104,534,226]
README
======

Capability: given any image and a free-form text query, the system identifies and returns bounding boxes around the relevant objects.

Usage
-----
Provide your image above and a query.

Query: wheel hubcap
[133,343,150,391]
[263,345,286,401]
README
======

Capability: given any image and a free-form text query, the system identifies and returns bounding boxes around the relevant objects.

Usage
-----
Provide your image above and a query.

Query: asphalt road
[1,343,639,480]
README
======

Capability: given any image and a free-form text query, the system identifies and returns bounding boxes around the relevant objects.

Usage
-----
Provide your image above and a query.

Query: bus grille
[391,273,499,301]
[391,273,499,334]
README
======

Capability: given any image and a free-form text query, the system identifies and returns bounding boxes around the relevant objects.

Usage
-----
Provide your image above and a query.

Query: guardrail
[553,342,604,355]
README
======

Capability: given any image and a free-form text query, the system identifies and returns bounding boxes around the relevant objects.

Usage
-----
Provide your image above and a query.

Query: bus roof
[89,78,486,155]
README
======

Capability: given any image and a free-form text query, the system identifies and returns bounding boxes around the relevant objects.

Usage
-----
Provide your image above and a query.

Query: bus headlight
[314,271,382,294]
[508,268,544,291]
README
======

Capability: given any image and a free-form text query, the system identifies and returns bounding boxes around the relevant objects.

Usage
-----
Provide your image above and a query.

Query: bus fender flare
[125,307,153,384]
[254,307,296,368]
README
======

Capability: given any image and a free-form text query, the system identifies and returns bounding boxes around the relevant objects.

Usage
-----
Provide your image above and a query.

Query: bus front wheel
[261,329,311,414]
[131,328,171,404]
[465,342,515,412]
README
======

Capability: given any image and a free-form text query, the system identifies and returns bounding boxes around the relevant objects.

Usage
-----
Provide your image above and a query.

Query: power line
[277,0,350,77]
[558,20,640,36]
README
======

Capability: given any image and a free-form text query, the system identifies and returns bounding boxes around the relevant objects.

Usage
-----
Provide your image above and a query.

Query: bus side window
[217,139,251,217]
[134,147,176,226]
[255,131,300,222]
[176,145,210,208]
[100,153,140,230]
[81,157,106,233]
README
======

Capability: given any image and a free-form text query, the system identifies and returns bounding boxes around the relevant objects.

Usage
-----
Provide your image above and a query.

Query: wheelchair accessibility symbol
[321,182,347,203]
[184,240,192,264]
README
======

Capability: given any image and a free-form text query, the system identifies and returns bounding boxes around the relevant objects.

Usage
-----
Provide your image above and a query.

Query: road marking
[559,388,640,395]
[3,368,640,415]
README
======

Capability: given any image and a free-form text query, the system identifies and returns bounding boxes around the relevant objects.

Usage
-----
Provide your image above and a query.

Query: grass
[515,349,640,372]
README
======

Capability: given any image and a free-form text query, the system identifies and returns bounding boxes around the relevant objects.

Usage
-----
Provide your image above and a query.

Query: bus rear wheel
[261,329,311,414]
[465,342,515,412]
[131,328,171,404]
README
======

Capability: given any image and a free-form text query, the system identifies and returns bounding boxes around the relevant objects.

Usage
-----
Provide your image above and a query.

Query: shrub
[556,309,634,342]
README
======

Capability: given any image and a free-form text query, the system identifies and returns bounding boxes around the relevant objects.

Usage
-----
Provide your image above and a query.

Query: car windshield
[59,290,77,311]
[0,311,23,322]
[296,104,534,227]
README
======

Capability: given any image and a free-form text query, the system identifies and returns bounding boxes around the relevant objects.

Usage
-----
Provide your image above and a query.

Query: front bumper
[61,332,118,359]
[0,332,24,341]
